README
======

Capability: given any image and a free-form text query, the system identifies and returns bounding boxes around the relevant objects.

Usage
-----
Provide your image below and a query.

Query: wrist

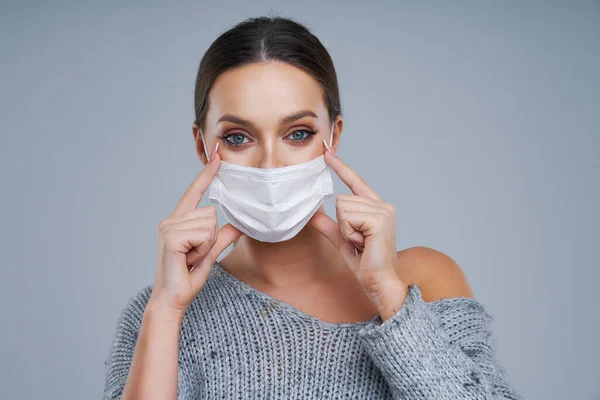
[146,295,186,326]
[365,270,409,323]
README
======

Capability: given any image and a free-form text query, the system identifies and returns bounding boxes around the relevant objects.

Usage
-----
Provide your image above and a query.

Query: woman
[103,16,523,399]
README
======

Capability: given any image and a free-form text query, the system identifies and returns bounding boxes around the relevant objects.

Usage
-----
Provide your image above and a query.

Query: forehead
[206,62,328,125]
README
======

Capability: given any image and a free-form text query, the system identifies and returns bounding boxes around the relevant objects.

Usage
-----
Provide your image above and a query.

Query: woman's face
[193,61,342,167]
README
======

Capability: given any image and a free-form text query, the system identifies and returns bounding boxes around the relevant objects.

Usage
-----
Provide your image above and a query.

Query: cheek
[220,152,252,166]
[282,139,325,165]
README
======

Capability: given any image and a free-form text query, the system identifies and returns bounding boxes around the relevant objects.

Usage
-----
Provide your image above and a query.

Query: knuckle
[157,219,169,233]
[336,201,347,212]
[206,205,217,217]
[203,215,217,230]
[198,229,212,242]
[384,202,395,215]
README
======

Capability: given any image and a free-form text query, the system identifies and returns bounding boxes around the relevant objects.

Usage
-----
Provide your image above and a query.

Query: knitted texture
[103,261,523,399]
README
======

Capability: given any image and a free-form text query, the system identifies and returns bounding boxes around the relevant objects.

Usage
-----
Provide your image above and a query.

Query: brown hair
[193,15,342,132]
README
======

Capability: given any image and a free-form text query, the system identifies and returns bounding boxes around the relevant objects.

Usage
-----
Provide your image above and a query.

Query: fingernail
[209,142,219,162]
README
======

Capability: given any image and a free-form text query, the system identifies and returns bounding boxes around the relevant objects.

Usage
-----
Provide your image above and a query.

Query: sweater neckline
[212,261,382,329]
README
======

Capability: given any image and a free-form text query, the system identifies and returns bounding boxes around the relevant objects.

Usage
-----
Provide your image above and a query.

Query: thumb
[308,211,358,258]
[308,211,341,248]
[189,223,243,292]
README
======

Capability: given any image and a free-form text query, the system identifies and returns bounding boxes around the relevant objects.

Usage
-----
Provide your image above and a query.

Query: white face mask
[200,123,335,243]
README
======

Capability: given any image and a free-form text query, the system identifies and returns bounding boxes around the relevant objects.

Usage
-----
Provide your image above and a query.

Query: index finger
[324,150,381,201]
[170,150,221,217]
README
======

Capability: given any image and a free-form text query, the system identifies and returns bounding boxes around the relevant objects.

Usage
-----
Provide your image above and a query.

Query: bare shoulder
[396,246,475,302]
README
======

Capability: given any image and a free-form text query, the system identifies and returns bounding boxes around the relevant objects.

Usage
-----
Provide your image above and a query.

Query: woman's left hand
[308,144,410,321]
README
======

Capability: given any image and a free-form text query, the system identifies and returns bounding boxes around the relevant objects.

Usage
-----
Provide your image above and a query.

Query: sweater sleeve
[356,284,524,400]
[102,285,152,400]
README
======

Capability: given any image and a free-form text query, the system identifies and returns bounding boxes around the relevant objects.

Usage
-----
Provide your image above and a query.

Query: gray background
[1,1,598,399]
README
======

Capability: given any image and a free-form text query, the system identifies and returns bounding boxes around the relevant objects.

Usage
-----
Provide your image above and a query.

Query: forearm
[121,296,183,400]
[358,285,523,399]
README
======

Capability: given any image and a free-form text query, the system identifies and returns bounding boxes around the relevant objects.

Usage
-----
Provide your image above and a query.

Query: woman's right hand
[150,143,242,317]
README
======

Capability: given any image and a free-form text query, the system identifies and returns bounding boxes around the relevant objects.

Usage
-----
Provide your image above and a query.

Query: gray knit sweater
[103,261,523,399]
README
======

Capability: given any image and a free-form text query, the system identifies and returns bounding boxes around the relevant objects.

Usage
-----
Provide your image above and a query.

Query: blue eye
[221,133,250,146]
[287,129,316,142]
[219,129,317,148]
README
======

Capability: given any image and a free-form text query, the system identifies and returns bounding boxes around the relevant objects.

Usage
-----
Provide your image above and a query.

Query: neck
[219,216,345,288]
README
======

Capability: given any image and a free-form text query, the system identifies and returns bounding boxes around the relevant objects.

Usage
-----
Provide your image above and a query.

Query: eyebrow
[217,109,319,129]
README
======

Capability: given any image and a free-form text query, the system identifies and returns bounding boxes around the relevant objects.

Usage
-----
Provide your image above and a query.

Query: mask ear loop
[329,122,334,149]
[199,128,211,162]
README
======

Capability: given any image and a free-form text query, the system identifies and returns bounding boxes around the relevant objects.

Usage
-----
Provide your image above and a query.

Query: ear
[331,117,343,154]
[192,122,209,165]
